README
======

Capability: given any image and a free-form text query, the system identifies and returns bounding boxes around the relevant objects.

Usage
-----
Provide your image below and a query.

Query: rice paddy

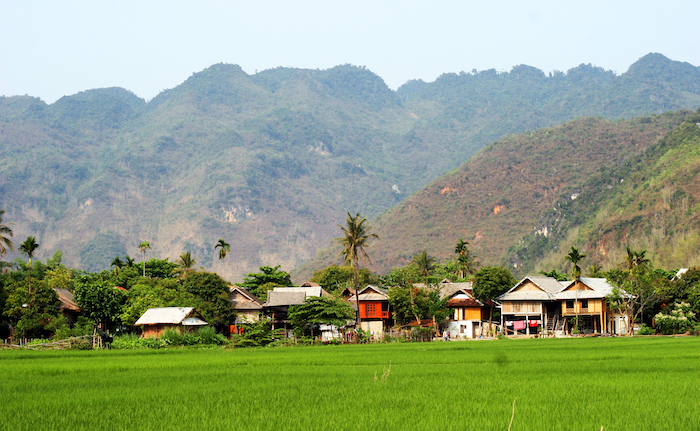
[1,337,699,430]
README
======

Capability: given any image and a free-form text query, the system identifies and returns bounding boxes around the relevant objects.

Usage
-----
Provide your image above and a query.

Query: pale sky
[2,0,699,104]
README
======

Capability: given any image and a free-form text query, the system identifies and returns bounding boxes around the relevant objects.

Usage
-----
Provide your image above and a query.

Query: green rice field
[1,337,699,431]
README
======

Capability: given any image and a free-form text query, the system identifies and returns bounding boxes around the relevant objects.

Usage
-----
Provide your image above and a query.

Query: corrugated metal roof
[272,286,329,297]
[181,317,208,326]
[264,291,306,307]
[556,278,615,299]
[134,307,203,326]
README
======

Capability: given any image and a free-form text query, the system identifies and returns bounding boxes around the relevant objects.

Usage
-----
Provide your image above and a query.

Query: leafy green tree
[472,266,517,333]
[44,265,74,291]
[215,239,230,260]
[119,284,165,326]
[3,279,61,339]
[288,296,355,336]
[138,241,151,277]
[0,209,13,258]
[18,236,39,293]
[607,250,664,335]
[332,212,378,328]
[454,239,479,279]
[310,265,375,293]
[74,276,127,328]
[388,282,431,325]
[236,318,275,347]
[237,265,292,301]
[183,272,236,326]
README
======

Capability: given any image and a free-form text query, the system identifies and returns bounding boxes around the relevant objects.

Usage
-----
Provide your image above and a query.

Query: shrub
[637,323,654,335]
[654,302,697,335]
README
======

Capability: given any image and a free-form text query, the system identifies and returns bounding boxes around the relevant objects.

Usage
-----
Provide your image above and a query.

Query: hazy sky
[2,1,699,104]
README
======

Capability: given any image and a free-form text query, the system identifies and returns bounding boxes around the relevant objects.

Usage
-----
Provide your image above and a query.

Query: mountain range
[1,53,699,282]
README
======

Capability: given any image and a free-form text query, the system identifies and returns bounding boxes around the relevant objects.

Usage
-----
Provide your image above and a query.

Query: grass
[1,337,699,430]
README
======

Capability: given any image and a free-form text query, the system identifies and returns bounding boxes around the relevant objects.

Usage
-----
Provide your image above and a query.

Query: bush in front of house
[654,302,697,335]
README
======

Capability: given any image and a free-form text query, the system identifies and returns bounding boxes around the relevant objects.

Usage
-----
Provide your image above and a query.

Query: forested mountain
[1,53,699,282]
[299,110,700,280]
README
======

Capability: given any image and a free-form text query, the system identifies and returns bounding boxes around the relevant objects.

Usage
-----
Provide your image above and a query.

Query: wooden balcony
[360,310,390,319]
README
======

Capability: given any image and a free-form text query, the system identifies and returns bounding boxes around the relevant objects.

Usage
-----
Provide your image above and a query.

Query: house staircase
[546,315,566,337]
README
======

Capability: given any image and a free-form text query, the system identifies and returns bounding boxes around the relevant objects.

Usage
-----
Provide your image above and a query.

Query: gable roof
[556,277,616,300]
[439,281,473,299]
[229,286,263,310]
[54,288,80,312]
[134,307,208,326]
[347,285,389,302]
[497,276,568,301]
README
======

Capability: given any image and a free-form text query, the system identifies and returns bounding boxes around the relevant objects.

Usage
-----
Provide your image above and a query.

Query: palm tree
[175,251,198,277]
[111,256,124,275]
[138,241,151,277]
[332,212,378,329]
[19,236,39,294]
[454,238,479,279]
[565,246,586,281]
[565,246,586,332]
[215,239,230,260]
[0,209,13,258]
[623,246,649,271]
[124,255,135,267]
[412,250,436,279]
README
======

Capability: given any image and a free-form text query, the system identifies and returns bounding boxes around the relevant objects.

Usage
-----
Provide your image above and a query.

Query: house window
[365,303,376,316]
[566,300,574,309]
[581,300,589,310]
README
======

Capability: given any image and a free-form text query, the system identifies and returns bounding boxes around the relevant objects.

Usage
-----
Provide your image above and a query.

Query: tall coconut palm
[332,212,378,328]
[0,209,13,258]
[19,236,39,294]
[565,246,586,331]
[215,239,230,260]
[138,241,151,277]
[565,246,586,281]
[454,238,479,279]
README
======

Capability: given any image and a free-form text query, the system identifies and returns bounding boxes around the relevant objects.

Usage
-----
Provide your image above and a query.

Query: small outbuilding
[134,307,208,338]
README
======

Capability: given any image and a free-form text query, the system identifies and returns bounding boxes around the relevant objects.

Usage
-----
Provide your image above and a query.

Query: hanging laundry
[513,320,526,330]
[529,320,540,327]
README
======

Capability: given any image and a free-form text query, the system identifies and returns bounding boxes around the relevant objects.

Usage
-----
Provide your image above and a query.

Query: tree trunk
[354,256,361,330]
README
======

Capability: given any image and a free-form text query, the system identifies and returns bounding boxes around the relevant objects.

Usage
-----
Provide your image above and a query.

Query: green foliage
[539,269,569,281]
[654,302,697,335]
[183,272,236,325]
[2,278,61,338]
[288,296,355,335]
[74,276,127,327]
[235,318,275,347]
[636,323,654,335]
[387,282,431,325]
[472,266,517,303]
[237,265,291,301]
[310,265,375,293]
